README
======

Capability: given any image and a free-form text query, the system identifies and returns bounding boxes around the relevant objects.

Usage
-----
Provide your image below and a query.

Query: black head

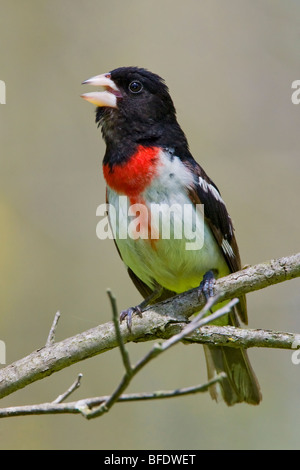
[82,66,190,164]
[107,66,176,122]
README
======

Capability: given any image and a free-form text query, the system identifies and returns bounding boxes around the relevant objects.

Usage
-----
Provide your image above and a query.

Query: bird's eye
[128,81,143,94]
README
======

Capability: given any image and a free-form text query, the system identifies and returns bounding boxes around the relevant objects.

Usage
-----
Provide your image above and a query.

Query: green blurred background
[0,0,300,450]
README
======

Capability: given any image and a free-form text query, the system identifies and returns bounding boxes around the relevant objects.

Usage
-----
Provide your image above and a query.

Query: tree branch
[0,374,226,419]
[183,325,300,349]
[0,253,299,403]
[81,294,235,419]
[52,374,83,404]
[45,311,61,347]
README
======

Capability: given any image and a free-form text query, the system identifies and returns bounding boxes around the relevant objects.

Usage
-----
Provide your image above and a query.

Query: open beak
[81,73,121,108]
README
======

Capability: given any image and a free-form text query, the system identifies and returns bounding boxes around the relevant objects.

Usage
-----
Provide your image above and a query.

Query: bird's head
[81,67,180,147]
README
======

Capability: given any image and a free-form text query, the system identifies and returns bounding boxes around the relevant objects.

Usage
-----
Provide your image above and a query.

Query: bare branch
[107,289,132,374]
[82,295,229,419]
[52,374,83,404]
[45,311,61,347]
[0,374,226,419]
[0,299,230,419]
[0,253,299,402]
[183,325,300,349]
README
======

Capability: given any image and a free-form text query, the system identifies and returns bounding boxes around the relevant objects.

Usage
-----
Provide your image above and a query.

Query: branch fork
[0,253,299,419]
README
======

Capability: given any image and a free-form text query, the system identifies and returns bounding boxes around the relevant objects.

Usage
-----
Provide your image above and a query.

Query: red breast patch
[103,146,160,198]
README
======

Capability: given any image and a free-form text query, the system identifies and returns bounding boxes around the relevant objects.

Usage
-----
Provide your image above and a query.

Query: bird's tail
[204,345,261,405]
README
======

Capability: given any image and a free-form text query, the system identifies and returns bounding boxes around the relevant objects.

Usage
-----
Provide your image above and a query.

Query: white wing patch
[198,176,225,204]
[221,238,235,259]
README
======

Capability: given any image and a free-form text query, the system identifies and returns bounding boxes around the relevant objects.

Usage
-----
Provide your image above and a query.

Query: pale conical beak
[81,73,120,108]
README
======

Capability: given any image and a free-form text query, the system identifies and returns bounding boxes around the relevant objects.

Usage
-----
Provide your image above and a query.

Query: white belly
[107,152,229,293]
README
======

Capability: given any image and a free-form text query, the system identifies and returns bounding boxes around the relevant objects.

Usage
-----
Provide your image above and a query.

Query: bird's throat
[103,145,161,199]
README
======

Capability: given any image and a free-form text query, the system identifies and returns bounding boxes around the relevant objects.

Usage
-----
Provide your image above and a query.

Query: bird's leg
[198,270,217,302]
[120,287,164,332]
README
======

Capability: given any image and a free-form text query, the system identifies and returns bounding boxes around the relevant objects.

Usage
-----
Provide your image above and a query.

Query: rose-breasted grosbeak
[81,66,261,405]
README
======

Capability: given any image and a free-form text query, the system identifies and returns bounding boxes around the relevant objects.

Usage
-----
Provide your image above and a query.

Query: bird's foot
[198,270,216,303]
[120,287,163,332]
[120,305,143,332]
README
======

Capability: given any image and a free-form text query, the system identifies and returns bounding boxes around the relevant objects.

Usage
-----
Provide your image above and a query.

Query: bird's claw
[198,270,216,302]
[120,305,143,332]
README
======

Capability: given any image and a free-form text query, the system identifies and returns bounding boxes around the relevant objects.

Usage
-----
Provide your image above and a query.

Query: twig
[0,253,298,401]
[132,297,238,380]
[107,289,132,374]
[150,296,238,357]
[0,374,226,418]
[183,325,300,349]
[45,311,61,347]
[0,298,233,419]
[78,290,136,419]
[52,374,83,404]
[82,295,231,419]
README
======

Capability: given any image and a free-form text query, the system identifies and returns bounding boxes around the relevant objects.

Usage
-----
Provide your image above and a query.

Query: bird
[81,66,261,406]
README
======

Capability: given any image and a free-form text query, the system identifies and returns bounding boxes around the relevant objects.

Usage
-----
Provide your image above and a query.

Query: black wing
[185,158,247,324]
